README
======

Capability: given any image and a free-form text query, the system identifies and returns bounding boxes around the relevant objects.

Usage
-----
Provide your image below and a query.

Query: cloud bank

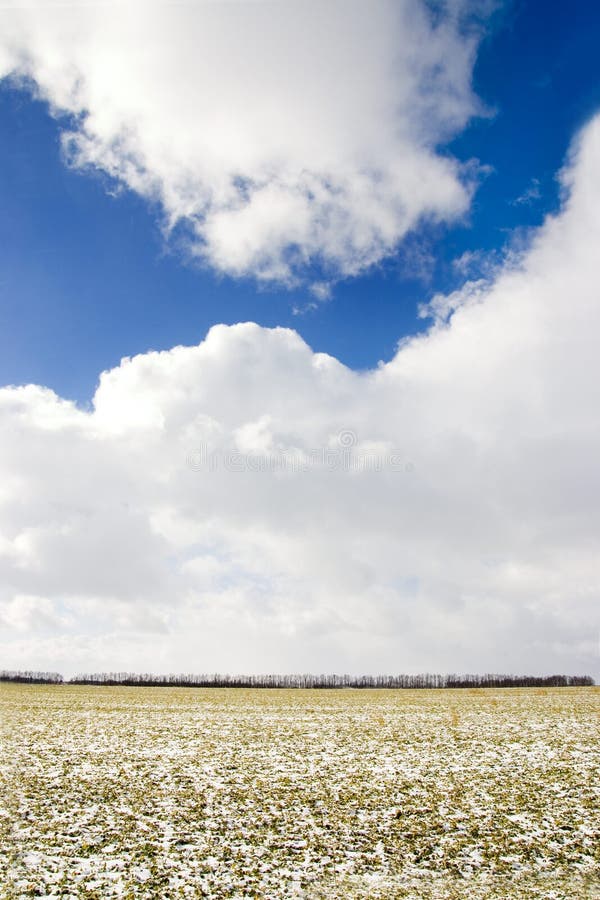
[1,114,600,677]
[0,0,484,288]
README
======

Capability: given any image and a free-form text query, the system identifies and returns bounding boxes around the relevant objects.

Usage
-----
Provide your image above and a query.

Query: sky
[0,0,599,678]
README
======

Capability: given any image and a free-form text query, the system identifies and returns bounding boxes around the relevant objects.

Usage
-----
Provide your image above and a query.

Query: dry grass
[1,684,599,898]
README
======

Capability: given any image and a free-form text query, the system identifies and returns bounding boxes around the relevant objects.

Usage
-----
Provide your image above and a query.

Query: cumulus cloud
[0,0,486,288]
[1,113,600,677]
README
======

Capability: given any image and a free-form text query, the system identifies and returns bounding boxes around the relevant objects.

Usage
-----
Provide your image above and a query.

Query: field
[0,685,599,899]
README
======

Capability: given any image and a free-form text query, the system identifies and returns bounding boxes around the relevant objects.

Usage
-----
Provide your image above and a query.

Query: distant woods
[0,670,64,684]
[0,671,595,688]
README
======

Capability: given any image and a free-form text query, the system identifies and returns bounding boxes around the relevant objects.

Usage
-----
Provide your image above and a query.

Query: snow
[1,684,599,898]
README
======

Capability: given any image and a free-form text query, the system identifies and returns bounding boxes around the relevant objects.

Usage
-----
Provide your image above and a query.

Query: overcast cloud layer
[0,0,484,289]
[1,115,599,677]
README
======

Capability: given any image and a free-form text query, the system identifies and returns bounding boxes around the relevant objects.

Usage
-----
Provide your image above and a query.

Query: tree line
[1,670,594,688]
[0,670,64,684]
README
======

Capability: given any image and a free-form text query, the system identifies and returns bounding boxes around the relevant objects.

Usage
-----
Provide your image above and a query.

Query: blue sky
[1,0,599,403]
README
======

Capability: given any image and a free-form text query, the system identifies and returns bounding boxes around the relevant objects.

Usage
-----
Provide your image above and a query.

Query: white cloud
[0,0,486,289]
[0,594,66,633]
[512,177,542,206]
[1,114,600,677]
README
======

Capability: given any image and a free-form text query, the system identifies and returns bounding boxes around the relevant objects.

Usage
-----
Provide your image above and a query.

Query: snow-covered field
[1,684,598,899]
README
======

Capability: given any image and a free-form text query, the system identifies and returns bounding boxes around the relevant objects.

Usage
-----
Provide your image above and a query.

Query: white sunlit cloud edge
[0,0,494,293]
